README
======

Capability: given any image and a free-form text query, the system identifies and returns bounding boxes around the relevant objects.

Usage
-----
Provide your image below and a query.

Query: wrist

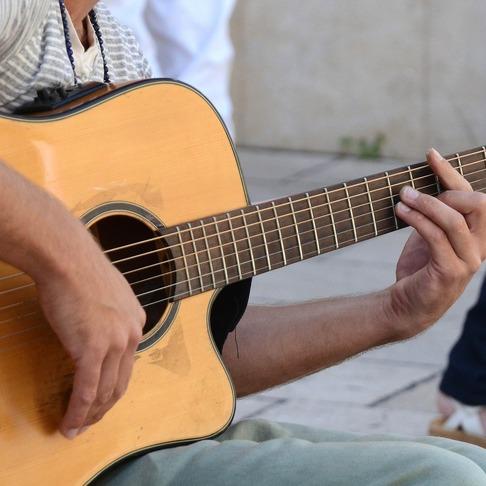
[381,283,430,341]
[31,205,95,289]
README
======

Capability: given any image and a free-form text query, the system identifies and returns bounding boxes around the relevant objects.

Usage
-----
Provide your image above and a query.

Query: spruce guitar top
[1,79,485,485]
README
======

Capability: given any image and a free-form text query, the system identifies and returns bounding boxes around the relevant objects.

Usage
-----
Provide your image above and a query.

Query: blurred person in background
[107,0,237,134]
[432,280,486,447]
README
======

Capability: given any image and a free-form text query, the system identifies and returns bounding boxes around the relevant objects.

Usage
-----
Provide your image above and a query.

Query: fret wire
[4,160,486,297]
[288,197,304,260]
[343,182,358,242]
[187,223,204,292]
[9,178,485,322]
[457,153,464,176]
[385,171,399,229]
[255,205,273,270]
[8,180,486,315]
[6,172,486,313]
[435,174,441,195]
[145,206,432,304]
[407,165,416,189]
[139,171,484,284]
[1,214,404,324]
[305,192,321,254]
[227,212,243,280]
[241,209,257,276]
[200,220,216,288]
[13,168,463,299]
[114,163,484,271]
[177,226,193,295]
[324,187,339,249]
[272,202,287,266]
[363,177,378,237]
[94,150,486,260]
[213,216,229,284]
[116,157,482,265]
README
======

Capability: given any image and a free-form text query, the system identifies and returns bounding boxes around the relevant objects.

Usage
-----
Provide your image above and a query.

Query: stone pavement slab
[235,396,438,437]
[257,357,438,406]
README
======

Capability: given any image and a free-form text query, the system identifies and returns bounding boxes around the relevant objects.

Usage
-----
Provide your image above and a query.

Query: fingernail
[65,428,79,440]
[427,148,442,159]
[401,186,419,201]
[397,202,411,213]
[78,426,90,435]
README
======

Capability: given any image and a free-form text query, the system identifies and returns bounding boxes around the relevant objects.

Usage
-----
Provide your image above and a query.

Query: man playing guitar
[2,1,486,484]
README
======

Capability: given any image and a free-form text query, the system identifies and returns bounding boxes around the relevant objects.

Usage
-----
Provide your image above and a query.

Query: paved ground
[231,146,485,437]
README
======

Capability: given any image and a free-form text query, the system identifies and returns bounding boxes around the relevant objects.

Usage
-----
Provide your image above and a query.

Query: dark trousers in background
[440,276,486,405]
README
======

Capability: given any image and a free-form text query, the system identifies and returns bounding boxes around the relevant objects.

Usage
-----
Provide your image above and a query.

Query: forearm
[222,290,401,397]
[0,161,90,283]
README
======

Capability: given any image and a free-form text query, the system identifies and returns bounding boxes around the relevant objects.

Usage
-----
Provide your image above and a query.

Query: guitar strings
[1,155,485,292]
[124,177,486,303]
[100,148,486,256]
[2,180,486,330]
[0,212,424,326]
[113,165,486,282]
[3,181,486,337]
[109,163,486,269]
[0,165,482,300]
[1,163,486,303]
[1,148,484,287]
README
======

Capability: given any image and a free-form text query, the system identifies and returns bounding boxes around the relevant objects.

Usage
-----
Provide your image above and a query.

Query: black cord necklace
[58,0,111,85]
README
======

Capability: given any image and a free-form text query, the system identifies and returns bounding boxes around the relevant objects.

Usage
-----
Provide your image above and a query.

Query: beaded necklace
[58,0,111,85]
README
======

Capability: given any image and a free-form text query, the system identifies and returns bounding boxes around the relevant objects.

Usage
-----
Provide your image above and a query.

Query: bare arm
[223,149,486,396]
[223,293,395,396]
[0,161,145,438]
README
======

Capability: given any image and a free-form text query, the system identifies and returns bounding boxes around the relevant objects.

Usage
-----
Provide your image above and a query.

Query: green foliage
[339,133,386,159]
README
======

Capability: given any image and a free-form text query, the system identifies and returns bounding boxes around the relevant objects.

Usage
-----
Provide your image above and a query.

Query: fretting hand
[388,148,486,337]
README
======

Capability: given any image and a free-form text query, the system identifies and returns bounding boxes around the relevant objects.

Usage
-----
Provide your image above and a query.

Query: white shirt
[107,0,237,134]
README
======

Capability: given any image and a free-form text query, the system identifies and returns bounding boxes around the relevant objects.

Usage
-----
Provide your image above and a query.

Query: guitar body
[0,80,248,484]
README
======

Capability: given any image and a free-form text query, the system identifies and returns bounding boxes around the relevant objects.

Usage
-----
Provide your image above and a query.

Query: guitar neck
[167,146,486,301]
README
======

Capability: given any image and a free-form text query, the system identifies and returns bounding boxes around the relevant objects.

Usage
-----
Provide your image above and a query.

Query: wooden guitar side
[0,80,248,485]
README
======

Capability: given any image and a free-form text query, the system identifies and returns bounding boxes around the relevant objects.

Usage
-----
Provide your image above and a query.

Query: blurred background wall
[231,0,486,161]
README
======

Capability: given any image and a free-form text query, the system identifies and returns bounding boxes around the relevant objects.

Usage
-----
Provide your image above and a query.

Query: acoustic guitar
[1,79,485,485]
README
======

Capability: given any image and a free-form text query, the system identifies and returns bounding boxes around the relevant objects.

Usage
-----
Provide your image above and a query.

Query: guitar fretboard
[159,146,486,303]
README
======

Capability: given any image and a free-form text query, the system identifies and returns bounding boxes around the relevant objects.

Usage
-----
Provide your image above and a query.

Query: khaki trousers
[96,419,486,485]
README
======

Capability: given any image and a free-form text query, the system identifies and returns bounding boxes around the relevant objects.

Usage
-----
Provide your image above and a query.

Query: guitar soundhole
[89,215,174,335]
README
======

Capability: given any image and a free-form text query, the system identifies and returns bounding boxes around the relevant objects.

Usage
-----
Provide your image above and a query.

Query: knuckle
[453,262,470,279]
[129,326,143,346]
[111,332,128,353]
[438,191,450,202]
[137,307,147,326]
[99,391,113,404]
[112,387,125,401]
[418,193,434,210]
[85,340,105,360]
[91,412,105,424]
[78,389,96,406]
[450,215,467,233]
[413,211,426,224]
[430,228,446,244]
[469,257,482,273]
[477,194,486,210]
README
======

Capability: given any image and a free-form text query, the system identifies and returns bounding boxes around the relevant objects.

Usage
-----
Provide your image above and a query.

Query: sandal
[429,403,486,448]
